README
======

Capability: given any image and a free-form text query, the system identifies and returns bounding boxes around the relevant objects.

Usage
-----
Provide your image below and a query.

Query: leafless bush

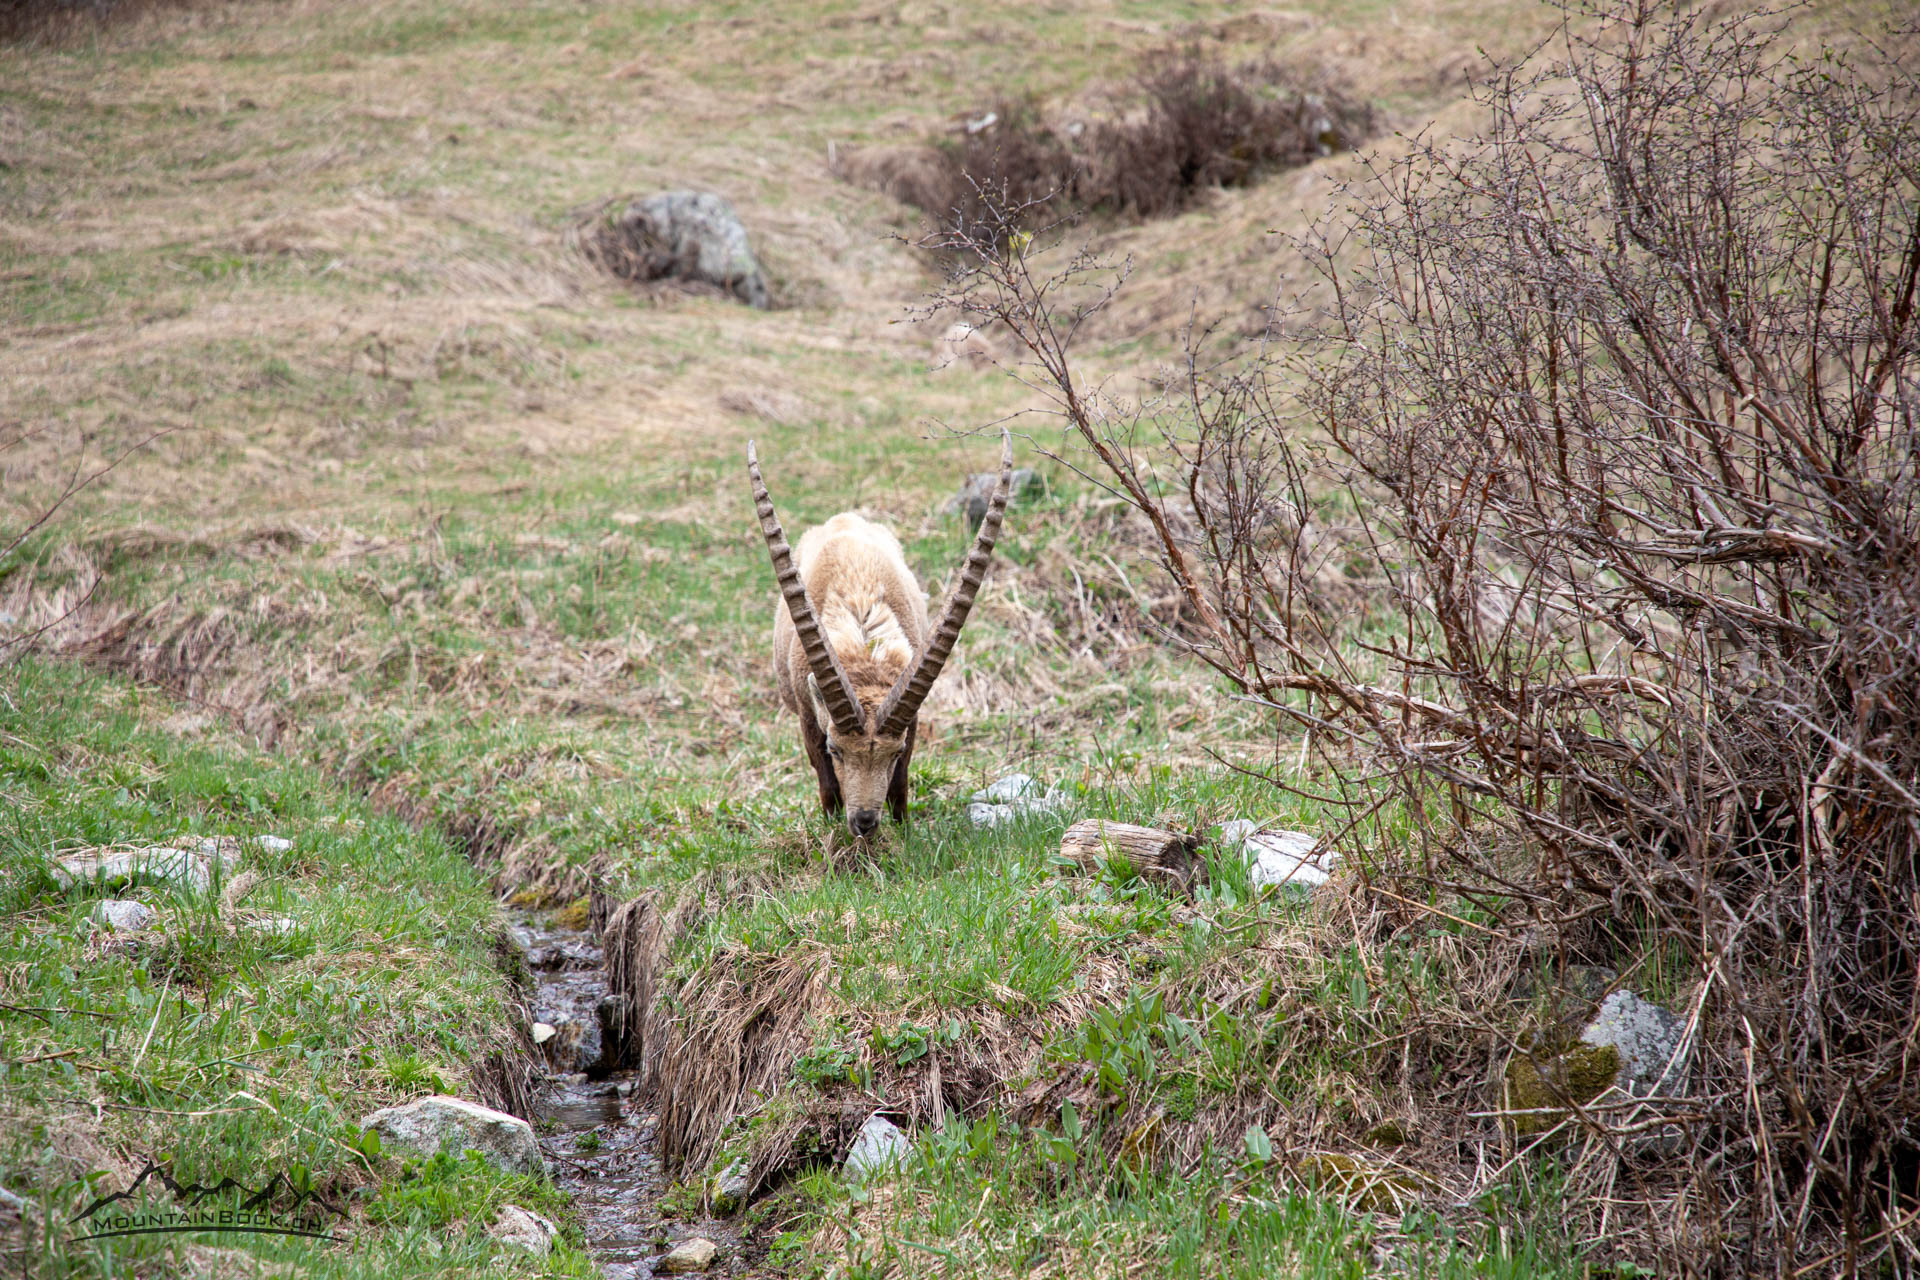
[934,2,1920,1273]
[0,0,182,42]
[837,54,1374,241]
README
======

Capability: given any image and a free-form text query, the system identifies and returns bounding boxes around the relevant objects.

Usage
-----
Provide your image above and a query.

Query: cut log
[1059,820,1202,893]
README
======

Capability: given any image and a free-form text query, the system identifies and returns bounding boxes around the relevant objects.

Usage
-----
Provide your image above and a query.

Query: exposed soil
[514,915,745,1278]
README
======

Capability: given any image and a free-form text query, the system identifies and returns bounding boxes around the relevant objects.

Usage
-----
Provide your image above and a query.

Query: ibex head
[749,431,1013,834]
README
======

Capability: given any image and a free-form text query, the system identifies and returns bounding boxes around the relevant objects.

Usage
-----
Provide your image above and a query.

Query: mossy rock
[1503,1042,1621,1136]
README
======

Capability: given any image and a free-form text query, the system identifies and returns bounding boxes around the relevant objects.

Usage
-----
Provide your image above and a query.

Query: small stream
[511,916,740,1277]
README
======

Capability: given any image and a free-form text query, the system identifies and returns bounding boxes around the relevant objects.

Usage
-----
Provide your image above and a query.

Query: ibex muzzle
[749,432,1012,833]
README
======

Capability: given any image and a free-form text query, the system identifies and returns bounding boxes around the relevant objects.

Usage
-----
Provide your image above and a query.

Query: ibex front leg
[799,711,843,818]
[886,721,917,824]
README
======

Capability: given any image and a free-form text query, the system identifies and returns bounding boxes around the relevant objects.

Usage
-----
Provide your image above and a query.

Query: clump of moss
[1364,1118,1410,1147]
[1503,1042,1621,1136]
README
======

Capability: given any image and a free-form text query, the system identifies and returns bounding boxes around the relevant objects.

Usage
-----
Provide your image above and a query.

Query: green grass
[0,0,1696,1269]
[0,658,591,1277]
[793,1117,1586,1280]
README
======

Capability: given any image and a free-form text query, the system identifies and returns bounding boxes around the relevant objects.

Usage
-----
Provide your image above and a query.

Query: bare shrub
[1087,51,1370,220]
[935,2,1920,1272]
[0,0,187,42]
[836,54,1374,239]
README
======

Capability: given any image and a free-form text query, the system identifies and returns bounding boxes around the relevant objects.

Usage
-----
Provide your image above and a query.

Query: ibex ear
[806,673,834,734]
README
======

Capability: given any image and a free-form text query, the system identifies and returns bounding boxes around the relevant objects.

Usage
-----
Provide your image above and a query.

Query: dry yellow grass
[1,0,1585,533]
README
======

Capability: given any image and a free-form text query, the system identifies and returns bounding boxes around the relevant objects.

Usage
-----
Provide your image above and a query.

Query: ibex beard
[749,431,1012,837]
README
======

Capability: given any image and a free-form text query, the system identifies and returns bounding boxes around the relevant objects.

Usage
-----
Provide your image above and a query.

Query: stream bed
[512,915,741,1277]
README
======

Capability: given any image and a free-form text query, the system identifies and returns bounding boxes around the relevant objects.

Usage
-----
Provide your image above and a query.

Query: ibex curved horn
[748,441,868,737]
[876,428,1013,737]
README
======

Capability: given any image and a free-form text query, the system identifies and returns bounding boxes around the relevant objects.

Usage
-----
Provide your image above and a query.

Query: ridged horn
[748,440,867,737]
[877,428,1013,737]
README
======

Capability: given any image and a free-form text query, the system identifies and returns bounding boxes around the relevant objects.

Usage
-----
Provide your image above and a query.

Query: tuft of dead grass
[652,942,831,1173]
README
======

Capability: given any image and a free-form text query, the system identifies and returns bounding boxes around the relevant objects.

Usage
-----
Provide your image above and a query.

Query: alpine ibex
[748,432,1012,835]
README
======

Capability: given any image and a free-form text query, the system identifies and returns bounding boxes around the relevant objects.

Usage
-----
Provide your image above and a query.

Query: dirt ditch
[510,913,744,1278]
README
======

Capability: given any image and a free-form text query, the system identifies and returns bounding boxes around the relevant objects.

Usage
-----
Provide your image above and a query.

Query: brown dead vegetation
[836,50,1375,240]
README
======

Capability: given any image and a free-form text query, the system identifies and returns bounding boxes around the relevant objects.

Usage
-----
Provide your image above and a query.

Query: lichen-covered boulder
[599,191,770,308]
[360,1096,545,1177]
[1580,991,1686,1096]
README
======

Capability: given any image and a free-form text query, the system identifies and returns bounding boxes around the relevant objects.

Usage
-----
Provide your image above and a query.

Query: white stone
[972,774,1039,804]
[91,899,156,932]
[490,1203,556,1255]
[658,1237,719,1273]
[254,835,294,854]
[531,1022,558,1045]
[54,843,235,894]
[1219,823,1337,889]
[248,916,299,936]
[968,801,1015,828]
[967,775,1070,828]
[360,1095,546,1177]
[843,1113,911,1182]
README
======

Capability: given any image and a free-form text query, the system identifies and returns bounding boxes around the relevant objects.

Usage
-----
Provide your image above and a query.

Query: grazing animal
[748,432,1012,835]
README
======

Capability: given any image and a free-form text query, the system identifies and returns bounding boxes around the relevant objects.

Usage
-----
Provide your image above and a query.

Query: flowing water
[512,916,740,1277]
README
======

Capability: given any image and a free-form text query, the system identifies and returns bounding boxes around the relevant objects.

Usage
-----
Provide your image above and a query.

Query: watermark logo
[70,1161,343,1242]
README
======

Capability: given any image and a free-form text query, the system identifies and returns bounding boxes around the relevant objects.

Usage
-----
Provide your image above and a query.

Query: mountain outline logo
[69,1160,343,1243]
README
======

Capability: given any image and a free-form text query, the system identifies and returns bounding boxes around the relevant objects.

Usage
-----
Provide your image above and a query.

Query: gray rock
[974,773,1039,803]
[950,468,1045,527]
[360,1095,546,1177]
[843,1113,910,1182]
[248,915,299,937]
[253,835,294,854]
[710,1157,752,1214]
[608,191,769,308]
[1580,991,1686,1096]
[658,1237,719,1273]
[91,899,156,933]
[967,774,1070,828]
[1218,821,1336,889]
[490,1203,556,1255]
[54,842,236,894]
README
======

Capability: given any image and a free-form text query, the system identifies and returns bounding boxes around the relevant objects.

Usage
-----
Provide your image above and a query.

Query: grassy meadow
[7,0,1899,1275]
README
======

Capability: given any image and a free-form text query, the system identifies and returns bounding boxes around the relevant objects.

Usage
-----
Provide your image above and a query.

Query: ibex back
[748,432,1012,835]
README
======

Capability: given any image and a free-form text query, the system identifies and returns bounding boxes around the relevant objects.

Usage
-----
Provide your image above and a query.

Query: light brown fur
[772,513,928,830]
